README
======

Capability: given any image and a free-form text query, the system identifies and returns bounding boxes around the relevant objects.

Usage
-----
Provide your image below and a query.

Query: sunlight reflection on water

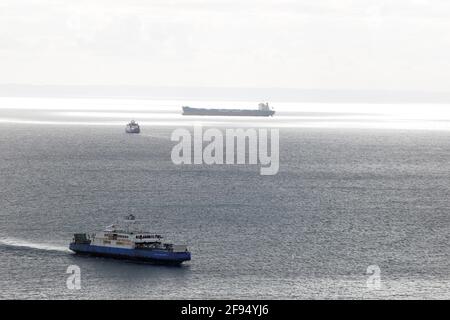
[1,97,450,130]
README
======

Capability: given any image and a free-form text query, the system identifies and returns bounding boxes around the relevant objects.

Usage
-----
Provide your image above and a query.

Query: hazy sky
[1,0,450,91]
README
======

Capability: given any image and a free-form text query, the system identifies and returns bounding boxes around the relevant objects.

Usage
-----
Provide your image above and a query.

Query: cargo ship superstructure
[69,214,191,265]
[182,102,275,117]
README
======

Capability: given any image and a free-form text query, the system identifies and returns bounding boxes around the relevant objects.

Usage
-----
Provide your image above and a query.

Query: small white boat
[125,120,140,133]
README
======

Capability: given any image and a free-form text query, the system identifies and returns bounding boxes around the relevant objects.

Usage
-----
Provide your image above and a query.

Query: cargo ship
[182,102,275,117]
[69,214,191,265]
[125,120,140,133]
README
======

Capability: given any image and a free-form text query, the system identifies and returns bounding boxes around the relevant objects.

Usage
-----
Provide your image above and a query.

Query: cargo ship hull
[182,106,275,117]
[69,243,191,265]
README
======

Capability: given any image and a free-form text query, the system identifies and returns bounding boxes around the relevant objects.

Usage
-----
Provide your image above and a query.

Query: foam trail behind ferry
[0,237,71,253]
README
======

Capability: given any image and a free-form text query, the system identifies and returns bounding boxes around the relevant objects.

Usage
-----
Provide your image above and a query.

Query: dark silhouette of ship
[182,102,275,117]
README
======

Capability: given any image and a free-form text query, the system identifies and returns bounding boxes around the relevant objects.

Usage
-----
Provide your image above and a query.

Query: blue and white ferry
[125,120,140,133]
[69,214,191,265]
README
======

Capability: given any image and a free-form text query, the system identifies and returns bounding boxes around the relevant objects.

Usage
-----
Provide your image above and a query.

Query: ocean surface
[0,97,449,299]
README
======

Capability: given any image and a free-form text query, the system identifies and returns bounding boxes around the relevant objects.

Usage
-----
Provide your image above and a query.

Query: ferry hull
[69,243,191,265]
[125,127,140,134]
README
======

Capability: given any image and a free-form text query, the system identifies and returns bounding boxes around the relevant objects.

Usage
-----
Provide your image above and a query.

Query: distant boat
[125,120,140,133]
[69,214,191,265]
[182,102,275,117]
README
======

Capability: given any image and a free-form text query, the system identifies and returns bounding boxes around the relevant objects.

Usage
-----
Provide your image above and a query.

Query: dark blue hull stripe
[69,243,191,264]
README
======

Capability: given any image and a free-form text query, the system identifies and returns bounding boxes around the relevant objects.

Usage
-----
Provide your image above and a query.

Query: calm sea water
[0,99,449,299]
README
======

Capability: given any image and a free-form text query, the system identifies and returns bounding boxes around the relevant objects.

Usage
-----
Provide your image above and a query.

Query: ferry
[69,214,191,265]
[125,120,140,133]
